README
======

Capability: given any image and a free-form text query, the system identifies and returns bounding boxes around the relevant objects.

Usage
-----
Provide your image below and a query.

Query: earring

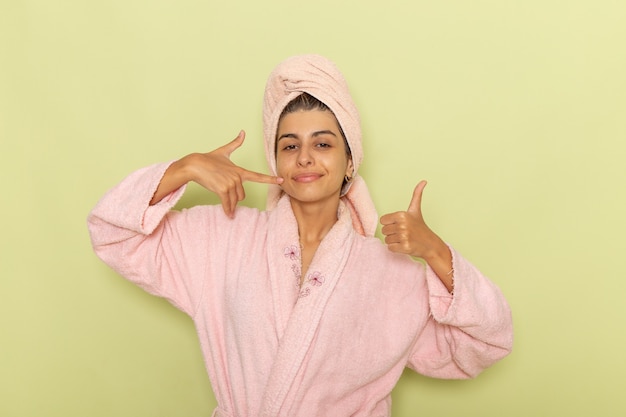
[344,175,353,183]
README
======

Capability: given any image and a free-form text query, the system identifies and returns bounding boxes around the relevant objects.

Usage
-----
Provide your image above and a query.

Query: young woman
[88,54,512,417]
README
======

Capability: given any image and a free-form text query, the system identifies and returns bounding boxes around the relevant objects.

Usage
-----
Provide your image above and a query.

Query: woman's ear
[346,158,354,178]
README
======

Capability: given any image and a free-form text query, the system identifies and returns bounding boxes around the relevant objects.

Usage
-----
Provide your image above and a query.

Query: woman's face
[276,109,353,205]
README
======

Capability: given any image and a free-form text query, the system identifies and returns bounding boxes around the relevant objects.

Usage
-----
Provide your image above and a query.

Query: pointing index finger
[241,168,284,185]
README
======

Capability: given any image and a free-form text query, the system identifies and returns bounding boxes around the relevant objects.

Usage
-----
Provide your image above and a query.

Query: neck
[289,197,341,245]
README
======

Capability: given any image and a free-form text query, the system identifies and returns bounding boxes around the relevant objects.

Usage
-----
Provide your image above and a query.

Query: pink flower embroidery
[291,264,301,288]
[299,287,311,298]
[308,271,325,287]
[291,263,301,278]
[284,245,300,261]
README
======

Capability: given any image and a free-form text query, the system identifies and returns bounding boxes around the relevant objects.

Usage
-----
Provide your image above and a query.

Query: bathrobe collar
[263,194,355,415]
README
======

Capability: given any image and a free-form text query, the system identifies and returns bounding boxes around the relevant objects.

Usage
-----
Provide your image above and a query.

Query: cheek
[275,155,288,177]
[338,157,350,175]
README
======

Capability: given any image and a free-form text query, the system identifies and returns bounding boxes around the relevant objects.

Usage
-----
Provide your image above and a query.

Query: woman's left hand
[380,180,440,258]
[380,181,454,291]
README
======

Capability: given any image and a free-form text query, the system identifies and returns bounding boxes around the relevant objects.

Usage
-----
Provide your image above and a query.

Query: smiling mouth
[293,173,322,183]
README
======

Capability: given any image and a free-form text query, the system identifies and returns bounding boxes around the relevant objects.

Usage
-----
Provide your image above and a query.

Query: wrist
[420,236,449,264]
[176,153,203,183]
[421,237,454,292]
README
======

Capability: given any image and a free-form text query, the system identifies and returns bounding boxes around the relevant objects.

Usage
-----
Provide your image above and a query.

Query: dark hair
[281,92,331,114]
[278,93,351,158]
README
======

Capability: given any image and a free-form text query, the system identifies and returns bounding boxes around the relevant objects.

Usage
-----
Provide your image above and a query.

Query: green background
[1,0,625,415]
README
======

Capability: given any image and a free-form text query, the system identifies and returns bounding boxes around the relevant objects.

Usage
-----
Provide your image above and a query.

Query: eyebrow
[277,130,338,141]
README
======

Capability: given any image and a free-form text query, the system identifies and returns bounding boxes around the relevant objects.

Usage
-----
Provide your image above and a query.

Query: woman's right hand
[150,130,283,217]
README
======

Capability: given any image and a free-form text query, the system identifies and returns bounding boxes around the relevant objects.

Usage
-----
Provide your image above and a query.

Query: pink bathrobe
[87,162,513,417]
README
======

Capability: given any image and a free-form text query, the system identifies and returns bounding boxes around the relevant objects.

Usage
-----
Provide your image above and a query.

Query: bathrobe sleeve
[407,246,513,379]
[87,162,218,316]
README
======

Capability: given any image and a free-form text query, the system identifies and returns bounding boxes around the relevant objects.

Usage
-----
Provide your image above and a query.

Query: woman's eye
[283,144,297,151]
[316,143,330,148]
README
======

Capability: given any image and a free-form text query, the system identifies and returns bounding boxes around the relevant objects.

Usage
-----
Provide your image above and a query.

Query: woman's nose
[297,148,313,166]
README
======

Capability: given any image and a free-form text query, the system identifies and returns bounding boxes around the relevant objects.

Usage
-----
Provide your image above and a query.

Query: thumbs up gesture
[380,181,441,259]
[381,180,454,292]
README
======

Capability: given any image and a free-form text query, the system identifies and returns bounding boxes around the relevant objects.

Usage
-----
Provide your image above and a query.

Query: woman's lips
[293,173,322,183]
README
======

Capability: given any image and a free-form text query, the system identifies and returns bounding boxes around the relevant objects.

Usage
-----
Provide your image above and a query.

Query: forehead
[277,109,341,134]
